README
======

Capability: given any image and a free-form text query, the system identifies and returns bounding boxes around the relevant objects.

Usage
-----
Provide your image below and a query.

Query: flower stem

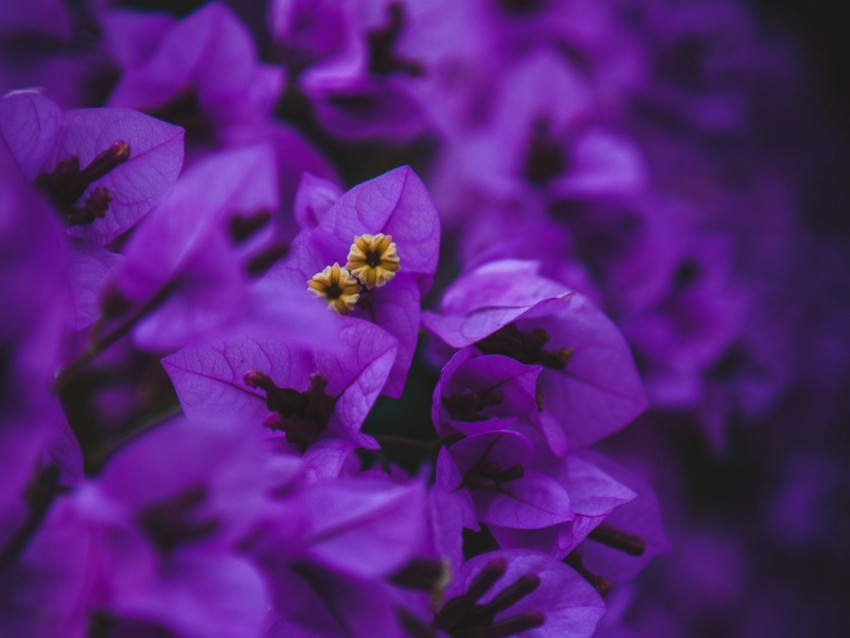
[55,281,176,390]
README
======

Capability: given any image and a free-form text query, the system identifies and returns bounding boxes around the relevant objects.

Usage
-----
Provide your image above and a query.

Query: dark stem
[0,464,62,565]
[84,403,183,475]
[587,524,646,557]
[564,551,611,598]
[55,280,177,390]
[358,286,378,323]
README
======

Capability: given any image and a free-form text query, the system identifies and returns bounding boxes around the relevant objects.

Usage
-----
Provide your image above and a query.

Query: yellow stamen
[307,263,361,314]
[346,233,401,289]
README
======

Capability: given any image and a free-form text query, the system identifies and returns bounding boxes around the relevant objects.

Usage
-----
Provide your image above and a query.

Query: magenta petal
[422,295,567,350]
[564,455,637,522]
[532,295,648,447]
[264,233,414,397]
[448,430,535,472]
[459,550,605,638]
[108,2,283,118]
[433,348,543,438]
[301,478,427,578]
[475,470,574,530]
[100,10,176,70]
[93,417,262,510]
[301,439,359,482]
[131,228,245,352]
[435,448,478,531]
[163,320,396,443]
[0,91,63,181]
[0,501,92,638]
[320,320,399,434]
[162,330,315,424]
[438,260,568,319]
[314,165,440,291]
[117,144,276,302]
[352,273,419,398]
[422,262,570,347]
[550,129,646,200]
[116,554,269,638]
[246,279,337,351]
[496,455,637,558]
[577,453,668,583]
[52,108,184,244]
[65,240,122,331]
[293,172,343,230]
[270,563,402,638]
[488,522,573,557]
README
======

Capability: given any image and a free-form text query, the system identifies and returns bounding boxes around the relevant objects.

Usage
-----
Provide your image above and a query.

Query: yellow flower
[307,263,361,314]
[346,233,401,289]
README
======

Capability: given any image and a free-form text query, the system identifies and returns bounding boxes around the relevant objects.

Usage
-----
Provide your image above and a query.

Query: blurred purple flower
[247,475,429,637]
[105,2,283,145]
[0,90,184,244]
[69,416,271,637]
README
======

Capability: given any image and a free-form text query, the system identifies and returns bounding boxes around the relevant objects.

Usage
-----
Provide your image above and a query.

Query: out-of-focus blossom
[105,2,283,146]
[0,90,183,244]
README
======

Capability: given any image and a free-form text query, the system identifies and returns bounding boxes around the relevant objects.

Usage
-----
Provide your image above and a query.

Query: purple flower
[432,348,637,557]
[452,199,603,306]
[163,319,396,478]
[105,2,283,144]
[487,454,637,560]
[0,90,184,244]
[431,49,645,215]
[293,171,343,230]
[0,498,92,638]
[424,259,647,449]
[437,430,574,533]
[65,240,123,331]
[106,144,282,352]
[432,347,543,441]
[69,416,271,637]
[266,165,440,396]
[408,549,607,638]
[268,0,359,76]
[0,142,81,498]
[574,451,668,584]
[247,475,429,637]
[279,1,432,142]
[618,234,746,413]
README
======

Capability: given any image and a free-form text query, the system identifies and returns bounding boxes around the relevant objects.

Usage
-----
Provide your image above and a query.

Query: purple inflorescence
[1,1,847,637]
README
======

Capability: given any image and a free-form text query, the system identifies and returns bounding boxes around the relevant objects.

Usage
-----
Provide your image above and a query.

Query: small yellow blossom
[346,233,401,289]
[307,263,361,314]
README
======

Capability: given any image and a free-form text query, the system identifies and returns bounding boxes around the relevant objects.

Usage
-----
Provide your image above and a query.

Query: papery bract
[440,549,607,638]
[267,165,440,396]
[163,319,397,477]
[432,347,543,439]
[107,2,283,142]
[0,91,184,244]
[424,260,647,448]
[111,144,280,351]
[437,430,574,532]
[247,475,430,638]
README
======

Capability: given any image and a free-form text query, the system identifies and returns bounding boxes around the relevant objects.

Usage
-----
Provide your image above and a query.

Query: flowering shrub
[1,1,847,636]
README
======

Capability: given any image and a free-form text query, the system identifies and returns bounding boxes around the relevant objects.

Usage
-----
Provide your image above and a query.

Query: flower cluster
[1,1,845,637]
